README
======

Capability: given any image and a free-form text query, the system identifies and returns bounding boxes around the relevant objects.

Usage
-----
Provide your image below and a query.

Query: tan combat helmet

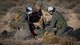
[34,3,42,12]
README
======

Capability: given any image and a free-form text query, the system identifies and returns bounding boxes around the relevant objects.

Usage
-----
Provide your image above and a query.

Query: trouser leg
[28,22,38,36]
[56,26,67,36]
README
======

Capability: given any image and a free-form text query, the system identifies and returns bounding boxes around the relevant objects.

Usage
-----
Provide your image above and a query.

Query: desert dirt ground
[0,38,43,45]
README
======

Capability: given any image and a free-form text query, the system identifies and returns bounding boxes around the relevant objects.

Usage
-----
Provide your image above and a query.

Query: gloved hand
[32,30,38,36]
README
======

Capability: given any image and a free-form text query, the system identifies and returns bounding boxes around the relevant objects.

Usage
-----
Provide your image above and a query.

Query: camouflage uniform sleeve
[55,11,68,35]
[47,13,57,32]
[20,12,28,22]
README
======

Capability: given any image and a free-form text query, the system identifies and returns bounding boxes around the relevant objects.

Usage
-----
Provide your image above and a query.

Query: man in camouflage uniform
[45,6,68,36]
[9,8,34,40]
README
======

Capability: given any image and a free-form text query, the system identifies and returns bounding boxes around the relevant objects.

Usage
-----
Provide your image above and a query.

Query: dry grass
[43,33,80,45]
[0,34,79,45]
[0,0,80,45]
[0,38,43,45]
[59,36,77,45]
[43,33,60,44]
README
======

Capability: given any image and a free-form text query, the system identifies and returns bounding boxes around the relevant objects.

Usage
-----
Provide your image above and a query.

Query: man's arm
[47,13,57,32]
